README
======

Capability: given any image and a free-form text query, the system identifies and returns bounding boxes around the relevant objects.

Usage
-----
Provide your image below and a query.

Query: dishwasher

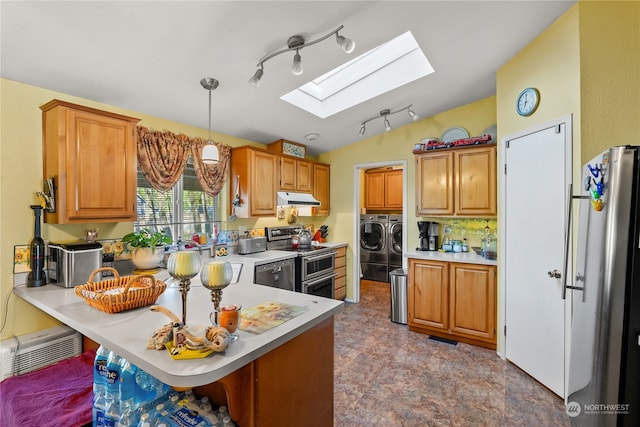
[254,258,295,291]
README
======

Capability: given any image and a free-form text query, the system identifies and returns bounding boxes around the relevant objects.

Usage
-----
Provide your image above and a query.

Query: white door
[504,121,570,397]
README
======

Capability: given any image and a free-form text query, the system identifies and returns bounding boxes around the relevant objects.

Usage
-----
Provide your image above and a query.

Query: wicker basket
[75,267,167,313]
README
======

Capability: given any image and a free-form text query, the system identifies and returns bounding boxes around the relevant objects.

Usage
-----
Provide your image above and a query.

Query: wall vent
[0,325,82,381]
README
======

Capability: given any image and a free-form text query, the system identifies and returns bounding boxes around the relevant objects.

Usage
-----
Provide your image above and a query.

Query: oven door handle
[303,272,337,287]
[302,252,336,262]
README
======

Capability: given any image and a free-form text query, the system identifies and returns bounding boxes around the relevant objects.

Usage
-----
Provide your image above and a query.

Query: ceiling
[1,1,575,156]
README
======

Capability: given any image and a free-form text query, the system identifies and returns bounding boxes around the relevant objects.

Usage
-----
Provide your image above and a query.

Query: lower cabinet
[408,258,496,349]
[334,246,347,300]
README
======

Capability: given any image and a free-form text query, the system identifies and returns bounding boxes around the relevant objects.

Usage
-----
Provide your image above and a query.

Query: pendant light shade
[202,144,219,164]
[200,77,220,165]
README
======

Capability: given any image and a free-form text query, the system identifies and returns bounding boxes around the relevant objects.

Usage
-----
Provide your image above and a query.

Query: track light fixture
[201,77,220,164]
[248,25,355,86]
[358,105,419,137]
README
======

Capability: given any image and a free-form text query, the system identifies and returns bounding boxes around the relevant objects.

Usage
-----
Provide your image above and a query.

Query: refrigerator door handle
[562,184,590,299]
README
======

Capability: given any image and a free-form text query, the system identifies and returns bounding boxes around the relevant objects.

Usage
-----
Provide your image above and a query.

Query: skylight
[281,31,434,118]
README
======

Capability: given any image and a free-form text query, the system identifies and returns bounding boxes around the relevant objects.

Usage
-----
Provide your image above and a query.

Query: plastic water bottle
[118,358,139,426]
[120,358,138,412]
[104,352,122,426]
[222,415,235,427]
[136,413,151,427]
[93,391,108,427]
[135,369,162,409]
[94,346,110,399]
[200,402,219,426]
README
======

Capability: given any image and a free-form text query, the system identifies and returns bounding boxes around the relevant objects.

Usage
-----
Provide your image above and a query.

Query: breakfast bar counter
[14,273,343,426]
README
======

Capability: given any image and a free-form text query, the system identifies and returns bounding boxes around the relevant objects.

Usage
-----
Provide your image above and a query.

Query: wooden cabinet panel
[385,169,403,209]
[279,157,313,192]
[312,163,330,216]
[279,156,297,190]
[255,317,334,426]
[455,147,497,216]
[296,160,313,193]
[449,263,496,341]
[364,171,386,209]
[231,146,277,217]
[416,152,454,215]
[41,99,139,224]
[334,246,347,300]
[408,259,449,331]
[408,258,496,349]
[365,168,403,210]
[415,146,496,217]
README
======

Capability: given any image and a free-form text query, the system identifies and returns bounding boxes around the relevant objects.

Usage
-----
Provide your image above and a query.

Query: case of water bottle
[92,346,236,427]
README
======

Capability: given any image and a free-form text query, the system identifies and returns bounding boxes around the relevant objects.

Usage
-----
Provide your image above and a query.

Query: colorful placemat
[240,301,308,335]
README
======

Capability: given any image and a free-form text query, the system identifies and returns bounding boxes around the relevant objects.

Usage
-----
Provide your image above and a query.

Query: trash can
[389,268,408,324]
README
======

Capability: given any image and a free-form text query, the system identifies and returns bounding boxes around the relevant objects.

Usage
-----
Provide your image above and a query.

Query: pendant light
[201,77,220,164]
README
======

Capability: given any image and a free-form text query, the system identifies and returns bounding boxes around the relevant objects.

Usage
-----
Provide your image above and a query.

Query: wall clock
[516,87,540,117]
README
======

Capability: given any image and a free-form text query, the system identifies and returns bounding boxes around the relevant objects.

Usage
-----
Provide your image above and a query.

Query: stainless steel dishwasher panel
[254,258,295,291]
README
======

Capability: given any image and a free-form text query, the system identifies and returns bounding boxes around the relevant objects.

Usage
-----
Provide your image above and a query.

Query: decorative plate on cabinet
[441,126,469,143]
[483,124,497,143]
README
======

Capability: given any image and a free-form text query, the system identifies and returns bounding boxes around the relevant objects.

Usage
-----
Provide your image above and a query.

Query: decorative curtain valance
[136,126,231,196]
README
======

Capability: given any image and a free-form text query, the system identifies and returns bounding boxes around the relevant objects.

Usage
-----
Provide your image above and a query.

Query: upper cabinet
[364,168,402,211]
[230,146,278,217]
[312,162,330,216]
[279,156,314,193]
[40,100,140,224]
[415,146,496,216]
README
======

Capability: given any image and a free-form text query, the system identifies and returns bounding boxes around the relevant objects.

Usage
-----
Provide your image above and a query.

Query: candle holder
[166,249,202,325]
[200,261,233,323]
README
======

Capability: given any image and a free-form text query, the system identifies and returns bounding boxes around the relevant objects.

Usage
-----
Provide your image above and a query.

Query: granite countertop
[14,267,343,387]
[405,250,497,266]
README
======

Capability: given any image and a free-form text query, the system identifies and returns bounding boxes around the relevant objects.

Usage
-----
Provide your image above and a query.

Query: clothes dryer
[360,214,388,282]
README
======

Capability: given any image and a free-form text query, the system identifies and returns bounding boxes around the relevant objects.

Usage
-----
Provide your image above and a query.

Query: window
[135,161,220,243]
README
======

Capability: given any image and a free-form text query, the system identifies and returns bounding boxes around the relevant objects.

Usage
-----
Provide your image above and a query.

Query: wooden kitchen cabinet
[449,263,496,343]
[334,246,347,300]
[40,99,140,223]
[279,156,313,192]
[312,162,330,216]
[230,146,278,217]
[408,259,449,331]
[364,168,402,210]
[408,258,496,349]
[415,146,496,216]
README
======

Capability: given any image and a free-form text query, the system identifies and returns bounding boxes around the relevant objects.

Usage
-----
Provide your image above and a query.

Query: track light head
[358,124,366,137]
[408,108,419,121]
[336,33,356,53]
[291,50,303,75]
[249,67,264,87]
[384,118,392,132]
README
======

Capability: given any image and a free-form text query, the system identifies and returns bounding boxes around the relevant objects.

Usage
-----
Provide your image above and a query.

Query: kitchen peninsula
[14,261,343,426]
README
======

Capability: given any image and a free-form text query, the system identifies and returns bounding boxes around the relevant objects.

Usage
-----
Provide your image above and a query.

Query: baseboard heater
[0,325,82,381]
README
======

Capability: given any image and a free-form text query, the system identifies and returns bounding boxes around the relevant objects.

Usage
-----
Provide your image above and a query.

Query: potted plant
[121,228,172,270]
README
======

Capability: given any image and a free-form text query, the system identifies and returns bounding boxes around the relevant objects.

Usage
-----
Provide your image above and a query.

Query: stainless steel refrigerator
[567,146,640,426]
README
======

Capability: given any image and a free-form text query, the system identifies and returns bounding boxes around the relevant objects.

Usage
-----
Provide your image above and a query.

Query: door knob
[547,269,562,279]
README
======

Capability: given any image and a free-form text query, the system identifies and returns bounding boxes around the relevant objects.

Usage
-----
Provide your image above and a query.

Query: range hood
[277,191,321,206]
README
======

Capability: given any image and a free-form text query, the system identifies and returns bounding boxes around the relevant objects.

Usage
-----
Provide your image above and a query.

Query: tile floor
[333,280,570,426]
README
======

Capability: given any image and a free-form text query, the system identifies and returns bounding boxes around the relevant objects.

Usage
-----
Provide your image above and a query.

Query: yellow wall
[578,1,640,163]
[318,96,497,300]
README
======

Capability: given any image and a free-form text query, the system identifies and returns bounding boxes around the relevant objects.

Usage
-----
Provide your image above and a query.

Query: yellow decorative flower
[113,241,124,255]
[102,243,113,254]
[15,247,29,264]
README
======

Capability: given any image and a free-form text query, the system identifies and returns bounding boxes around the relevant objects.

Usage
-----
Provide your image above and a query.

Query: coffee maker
[417,221,429,251]
[417,221,439,251]
[427,222,439,251]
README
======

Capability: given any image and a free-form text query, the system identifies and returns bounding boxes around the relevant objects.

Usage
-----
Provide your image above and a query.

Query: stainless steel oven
[296,249,336,298]
[300,272,336,299]
[265,225,337,298]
